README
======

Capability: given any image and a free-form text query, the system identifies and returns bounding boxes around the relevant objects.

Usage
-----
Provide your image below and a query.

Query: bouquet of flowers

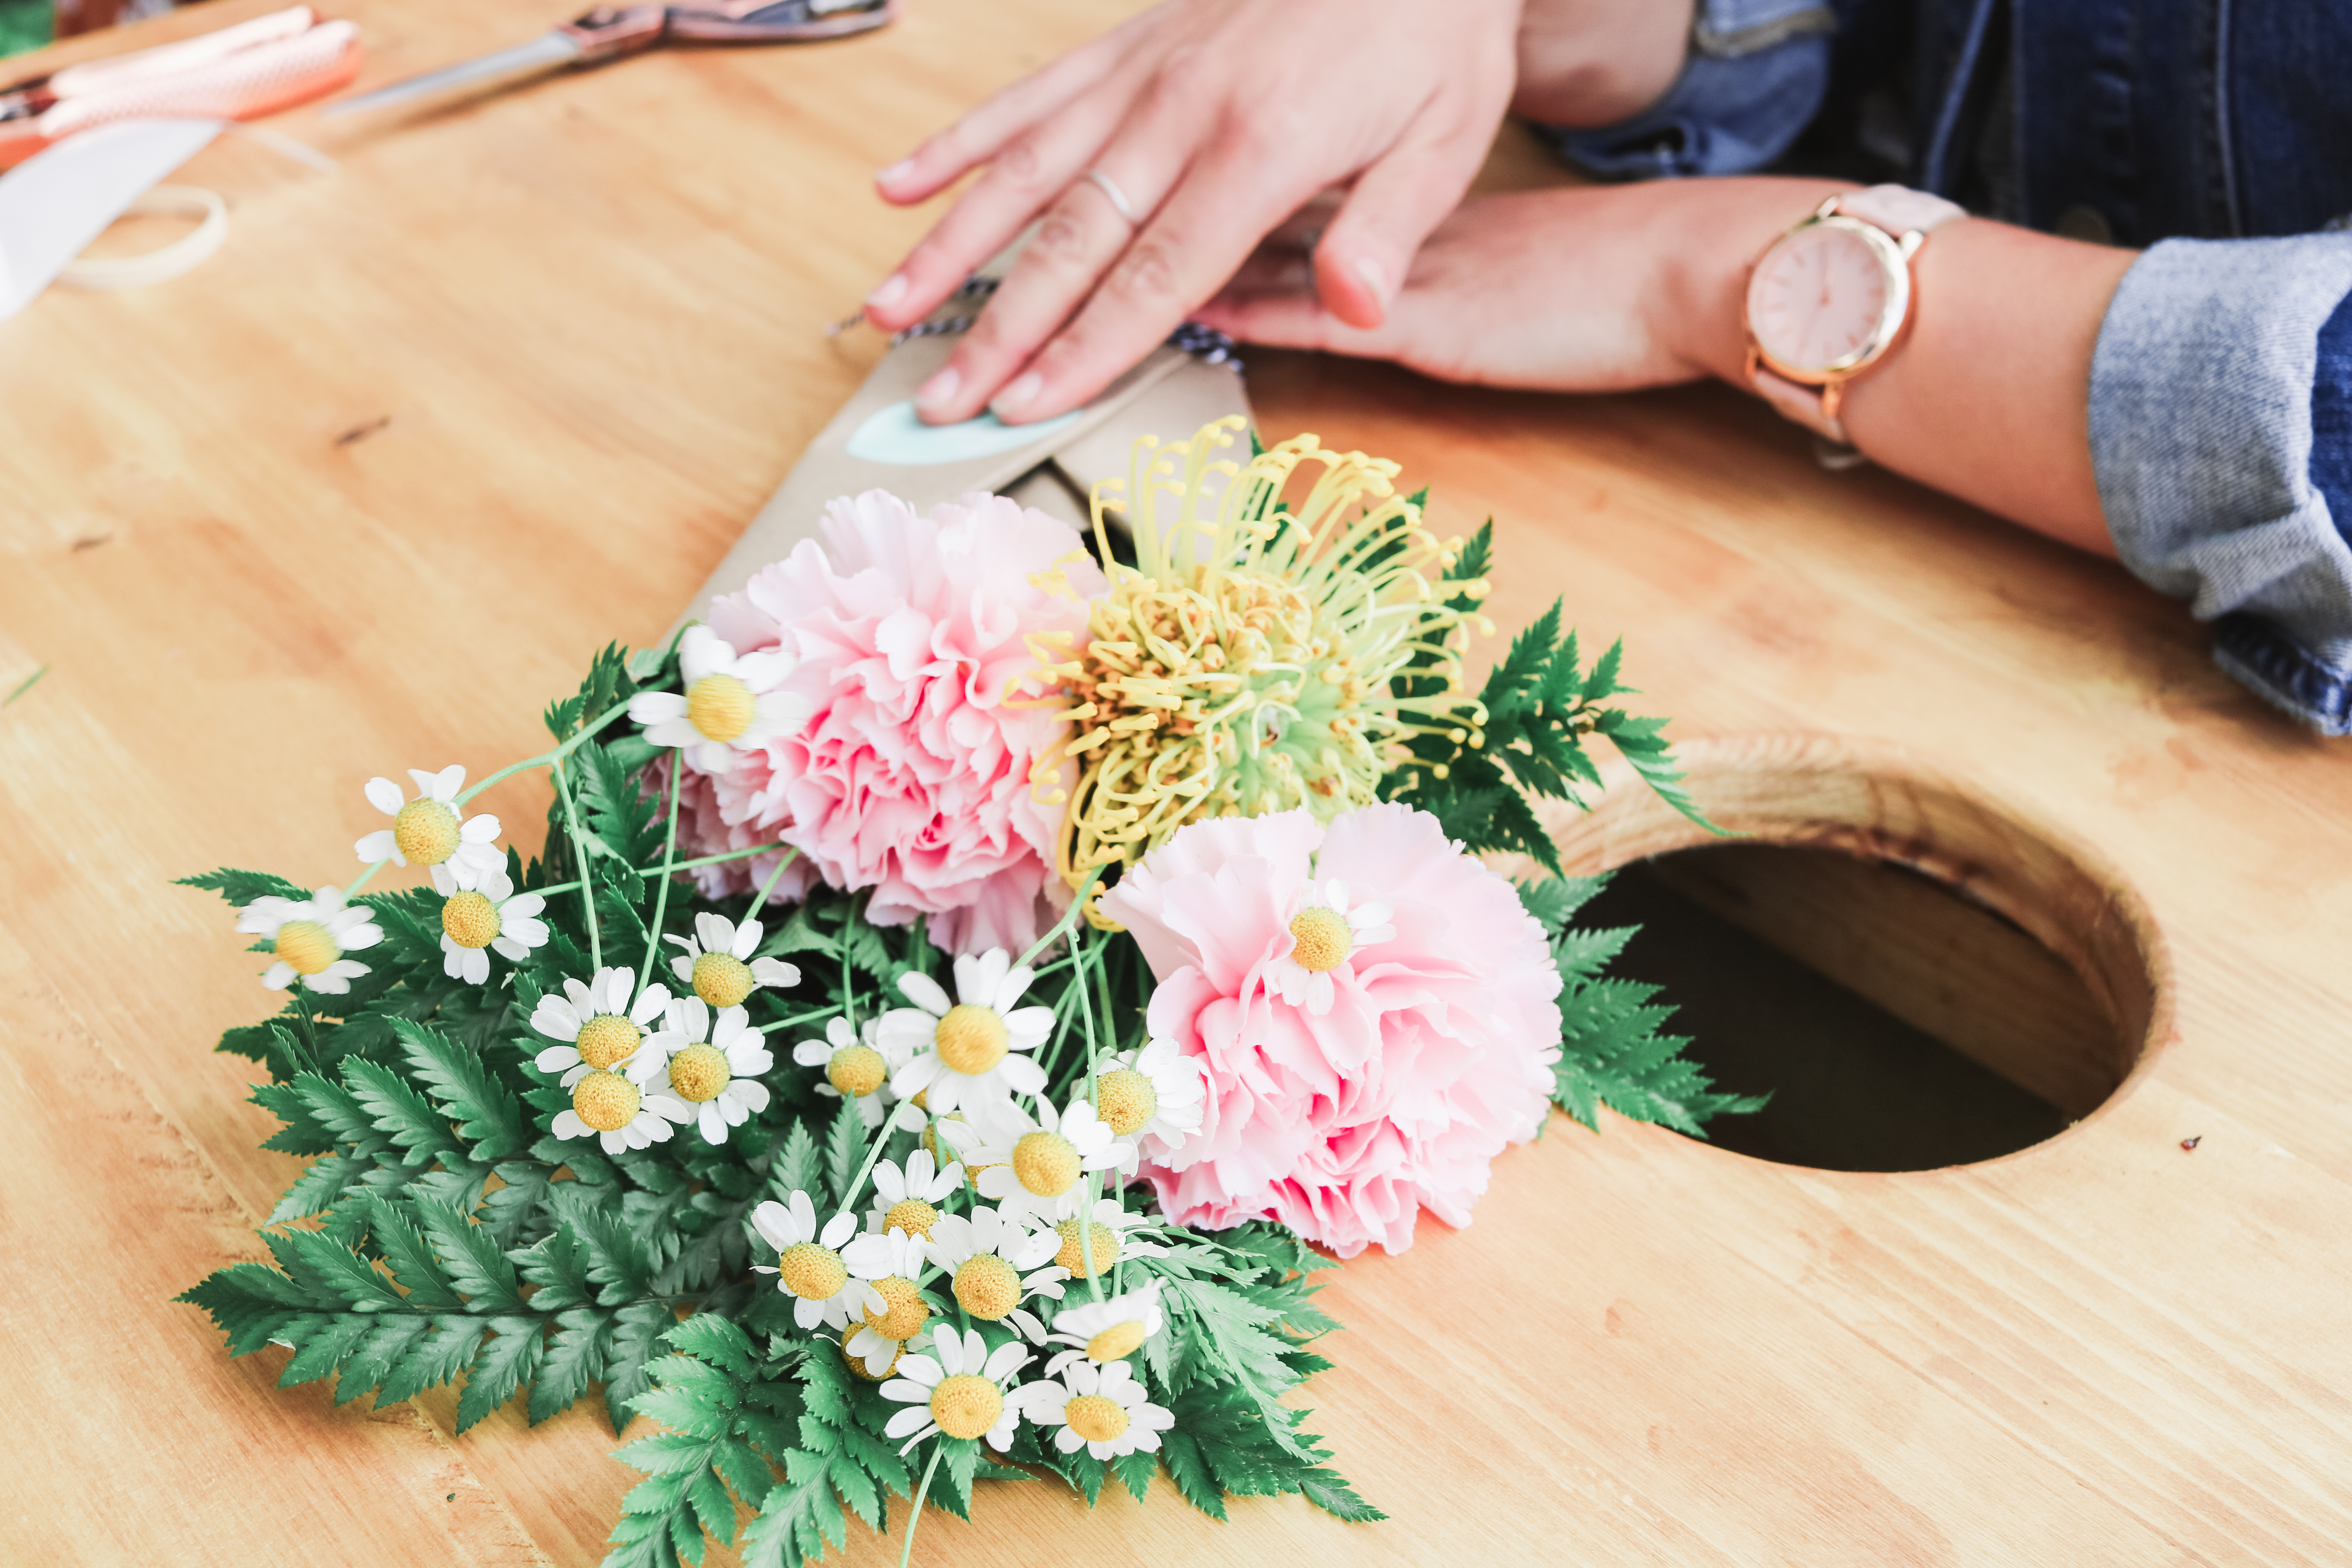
[177,421,1757,1565]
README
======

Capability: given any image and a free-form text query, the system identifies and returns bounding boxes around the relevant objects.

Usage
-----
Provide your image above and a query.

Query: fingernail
[915,366,960,410]
[866,273,907,310]
[876,159,915,187]
[991,372,1042,419]
[1354,256,1389,304]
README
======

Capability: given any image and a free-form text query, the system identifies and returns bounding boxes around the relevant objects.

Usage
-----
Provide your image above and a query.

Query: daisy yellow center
[1013,1132,1080,1196]
[952,1254,1021,1321]
[882,1198,939,1239]
[571,1070,641,1132]
[691,950,754,1009]
[859,1276,929,1341]
[1086,1321,1149,1362]
[685,673,756,743]
[440,891,499,949]
[777,1242,846,1301]
[930,1374,1004,1441]
[1287,907,1352,972]
[1054,1220,1120,1278]
[272,920,338,976]
[1093,1069,1158,1137]
[934,1004,1009,1076]
[827,1044,887,1098]
[667,1043,732,1103]
[840,1327,898,1381]
[1063,1393,1129,1444]
[391,798,461,866]
[575,1013,642,1071]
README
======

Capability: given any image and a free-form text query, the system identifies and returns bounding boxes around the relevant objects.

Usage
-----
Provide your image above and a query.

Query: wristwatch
[1743,184,1968,445]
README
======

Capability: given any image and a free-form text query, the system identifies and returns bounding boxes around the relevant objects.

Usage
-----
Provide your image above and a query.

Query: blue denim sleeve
[1536,0,1835,180]
[2091,236,2352,735]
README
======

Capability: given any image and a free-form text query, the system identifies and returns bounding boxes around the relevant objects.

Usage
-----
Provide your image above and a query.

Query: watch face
[1746,217,1909,377]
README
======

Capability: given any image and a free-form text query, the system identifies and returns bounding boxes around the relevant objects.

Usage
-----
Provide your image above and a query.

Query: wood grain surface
[4,2,2349,1565]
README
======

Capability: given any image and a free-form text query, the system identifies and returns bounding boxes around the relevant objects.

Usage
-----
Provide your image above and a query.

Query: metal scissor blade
[320,31,582,118]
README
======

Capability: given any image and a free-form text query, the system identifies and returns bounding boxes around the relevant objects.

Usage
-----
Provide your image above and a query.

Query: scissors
[323,0,893,119]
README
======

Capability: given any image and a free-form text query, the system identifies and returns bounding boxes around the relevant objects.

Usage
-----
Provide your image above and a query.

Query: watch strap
[1751,363,1850,444]
[1836,183,1967,239]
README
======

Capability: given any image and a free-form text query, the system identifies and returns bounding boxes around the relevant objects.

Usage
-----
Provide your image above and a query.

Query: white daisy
[791,1015,908,1129]
[864,1150,964,1240]
[638,997,773,1145]
[1093,1037,1209,1171]
[352,765,504,894]
[968,1095,1134,1227]
[628,624,808,775]
[1268,876,1395,1015]
[750,1191,881,1332]
[878,949,1053,1116]
[436,869,549,985]
[237,885,383,995]
[530,966,672,1084]
[924,1204,1064,1323]
[665,911,800,1010]
[1040,1280,1167,1377]
[1017,1357,1173,1461]
[1034,1196,1169,1283]
[879,1327,1032,1456]
[547,1064,694,1154]
[839,1226,933,1375]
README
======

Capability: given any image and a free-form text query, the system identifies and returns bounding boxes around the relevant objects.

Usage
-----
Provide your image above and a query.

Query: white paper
[0,117,221,322]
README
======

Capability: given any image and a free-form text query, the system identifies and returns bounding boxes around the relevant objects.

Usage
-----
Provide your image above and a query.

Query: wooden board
[4,1,2350,1563]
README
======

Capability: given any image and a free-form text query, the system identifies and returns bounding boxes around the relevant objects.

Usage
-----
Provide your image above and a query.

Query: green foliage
[1385,528,1718,871]
[1519,874,1768,1137]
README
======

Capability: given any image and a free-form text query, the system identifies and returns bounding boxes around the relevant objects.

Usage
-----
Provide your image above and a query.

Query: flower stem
[455,698,635,807]
[1070,924,1107,1303]
[898,1444,944,1568]
[550,755,602,973]
[634,759,685,1007]
[1014,864,1105,970]
[343,857,392,901]
[837,1115,896,1216]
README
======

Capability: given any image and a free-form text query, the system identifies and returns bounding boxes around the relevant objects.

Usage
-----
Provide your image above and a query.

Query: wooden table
[5,2,2350,1563]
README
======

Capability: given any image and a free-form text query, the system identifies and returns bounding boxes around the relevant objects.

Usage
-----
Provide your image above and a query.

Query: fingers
[1308,88,1503,329]
[909,173,1160,423]
[864,67,1147,333]
[985,131,1315,424]
[873,7,1162,207]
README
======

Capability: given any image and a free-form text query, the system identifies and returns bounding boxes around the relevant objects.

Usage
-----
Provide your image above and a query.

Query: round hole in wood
[1528,736,2171,1171]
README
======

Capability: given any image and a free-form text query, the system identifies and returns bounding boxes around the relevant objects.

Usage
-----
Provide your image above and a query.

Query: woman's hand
[864,0,1526,425]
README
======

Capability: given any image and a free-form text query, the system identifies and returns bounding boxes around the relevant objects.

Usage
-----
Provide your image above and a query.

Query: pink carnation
[674,489,1104,953]
[1098,803,1562,1258]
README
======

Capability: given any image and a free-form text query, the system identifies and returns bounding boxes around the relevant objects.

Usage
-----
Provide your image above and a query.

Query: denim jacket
[1547,0,2352,734]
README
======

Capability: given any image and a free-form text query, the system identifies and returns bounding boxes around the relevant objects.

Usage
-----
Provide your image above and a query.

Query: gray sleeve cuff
[2090,235,2352,731]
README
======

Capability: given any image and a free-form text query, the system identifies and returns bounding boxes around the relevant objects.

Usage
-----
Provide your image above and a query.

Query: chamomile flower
[879,1327,1031,1456]
[1268,877,1394,1015]
[864,1151,964,1242]
[840,1226,932,1375]
[237,885,383,995]
[924,1204,1063,1322]
[530,966,672,1083]
[628,625,808,775]
[791,1015,907,1129]
[640,997,773,1145]
[1093,1037,1208,1170]
[1040,1280,1167,1377]
[548,1066,693,1154]
[968,1095,1133,1227]
[879,949,1052,1116]
[436,869,548,985]
[1017,1357,1173,1461]
[352,765,504,894]
[664,911,800,1010]
[1037,1197,1168,1281]
[751,1191,880,1332]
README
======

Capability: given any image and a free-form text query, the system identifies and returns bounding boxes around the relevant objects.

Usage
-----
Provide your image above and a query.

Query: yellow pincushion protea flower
[1026,419,1488,902]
